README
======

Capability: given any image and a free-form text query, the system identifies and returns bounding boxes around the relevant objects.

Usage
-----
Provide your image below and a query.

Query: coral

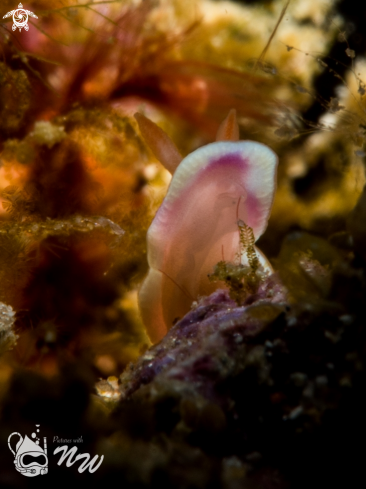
[208,218,268,305]
[29,121,66,149]
[0,302,17,355]
[208,260,264,305]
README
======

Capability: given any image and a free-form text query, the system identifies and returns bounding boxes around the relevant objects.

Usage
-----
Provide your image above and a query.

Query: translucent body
[139,140,278,343]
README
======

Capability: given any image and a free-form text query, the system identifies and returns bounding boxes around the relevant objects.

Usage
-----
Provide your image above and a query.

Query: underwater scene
[0,0,365,486]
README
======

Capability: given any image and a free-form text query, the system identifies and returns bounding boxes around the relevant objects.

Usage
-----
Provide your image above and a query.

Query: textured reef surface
[112,254,366,488]
[120,276,287,402]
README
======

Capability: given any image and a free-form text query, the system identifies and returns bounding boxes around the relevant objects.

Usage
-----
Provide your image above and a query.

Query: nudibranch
[136,110,278,343]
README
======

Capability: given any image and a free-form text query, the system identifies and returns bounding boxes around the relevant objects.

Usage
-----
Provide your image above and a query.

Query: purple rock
[119,273,288,406]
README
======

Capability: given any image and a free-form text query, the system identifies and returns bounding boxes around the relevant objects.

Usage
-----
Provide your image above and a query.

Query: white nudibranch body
[136,111,278,343]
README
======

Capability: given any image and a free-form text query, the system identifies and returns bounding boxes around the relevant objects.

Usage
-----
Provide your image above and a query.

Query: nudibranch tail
[216,109,240,142]
[139,268,194,344]
[137,113,278,343]
[134,113,182,174]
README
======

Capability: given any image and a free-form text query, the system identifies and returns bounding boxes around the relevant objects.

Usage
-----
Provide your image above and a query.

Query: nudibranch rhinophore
[136,110,278,343]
